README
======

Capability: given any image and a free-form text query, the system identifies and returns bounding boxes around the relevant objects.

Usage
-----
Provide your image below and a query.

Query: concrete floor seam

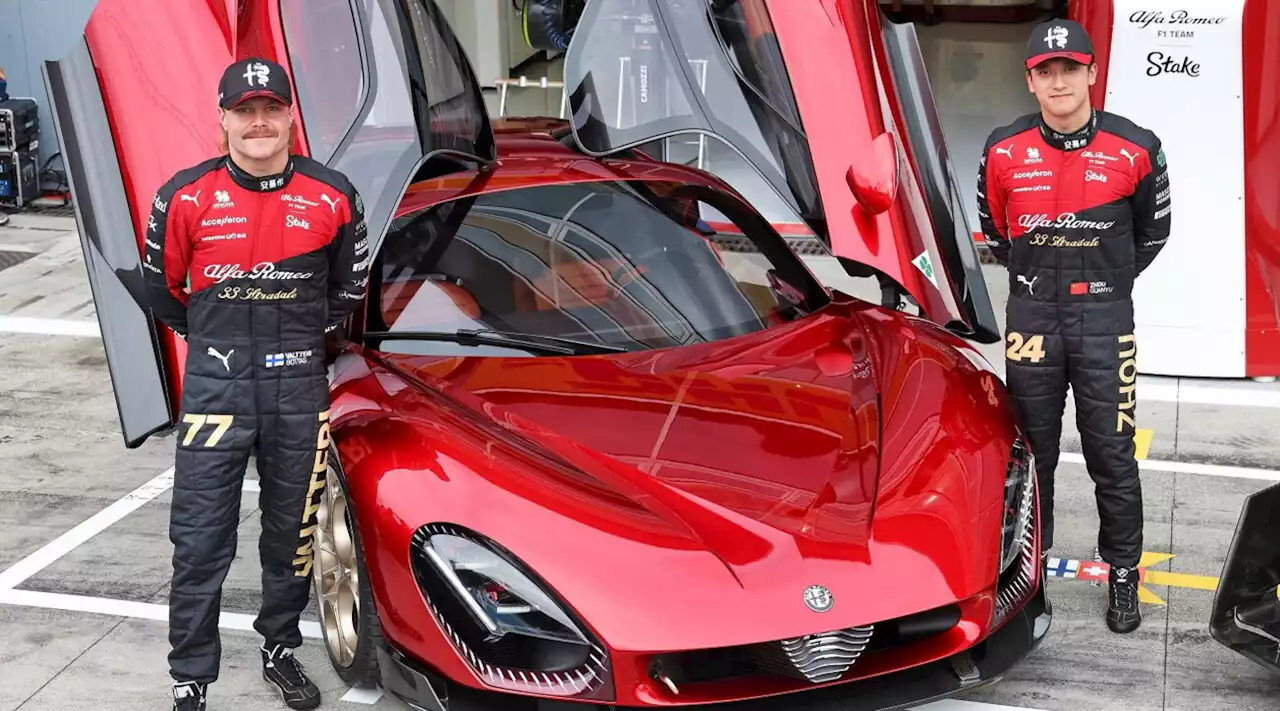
[1172,382,1182,456]
[13,615,128,711]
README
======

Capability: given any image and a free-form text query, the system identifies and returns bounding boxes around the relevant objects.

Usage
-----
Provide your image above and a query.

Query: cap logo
[243,62,271,87]
[1045,25,1069,48]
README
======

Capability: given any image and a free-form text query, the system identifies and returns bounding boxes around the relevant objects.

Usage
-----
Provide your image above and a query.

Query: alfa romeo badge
[803,584,833,612]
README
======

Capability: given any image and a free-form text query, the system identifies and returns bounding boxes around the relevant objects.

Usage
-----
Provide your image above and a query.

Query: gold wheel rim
[313,460,360,667]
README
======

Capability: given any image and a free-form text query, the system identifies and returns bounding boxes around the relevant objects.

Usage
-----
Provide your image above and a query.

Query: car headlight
[409,523,612,700]
[424,532,589,645]
[1000,437,1035,572]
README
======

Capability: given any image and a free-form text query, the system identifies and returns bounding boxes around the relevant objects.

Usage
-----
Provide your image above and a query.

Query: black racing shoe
[1107,564,1142,633]
[261,644,321,710]
[172,681,207,711]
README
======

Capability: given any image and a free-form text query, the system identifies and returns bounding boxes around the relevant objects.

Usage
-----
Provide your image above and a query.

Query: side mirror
[846,131,900,215]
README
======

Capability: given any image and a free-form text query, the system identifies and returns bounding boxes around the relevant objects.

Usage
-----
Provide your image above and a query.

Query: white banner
[1104,1,1248,376]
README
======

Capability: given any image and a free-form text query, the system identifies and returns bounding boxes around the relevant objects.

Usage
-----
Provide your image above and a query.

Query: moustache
[242,131,278,139]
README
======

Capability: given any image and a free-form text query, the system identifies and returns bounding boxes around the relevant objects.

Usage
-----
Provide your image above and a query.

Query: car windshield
[562,0,821,225]
[364,179,829,357]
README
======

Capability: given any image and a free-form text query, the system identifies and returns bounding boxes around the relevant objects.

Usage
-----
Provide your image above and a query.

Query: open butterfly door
[561,0,999,343]
[42,0,496,448]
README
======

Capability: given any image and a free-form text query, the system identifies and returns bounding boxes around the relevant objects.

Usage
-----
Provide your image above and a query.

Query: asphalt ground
[2,210,1279,711]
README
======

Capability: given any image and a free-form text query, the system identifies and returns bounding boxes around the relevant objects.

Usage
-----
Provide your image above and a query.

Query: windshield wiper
[362,329,628,355]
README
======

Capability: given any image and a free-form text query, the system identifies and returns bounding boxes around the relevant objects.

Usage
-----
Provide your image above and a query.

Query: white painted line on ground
[0,467,175,591]
[1060,452,1280,482]
[0,589,323,638]
[0,467,271,594]
[0,315,100,338]
[340,686,385,704]
[0,589,170,621]
[1142,380,1280,409]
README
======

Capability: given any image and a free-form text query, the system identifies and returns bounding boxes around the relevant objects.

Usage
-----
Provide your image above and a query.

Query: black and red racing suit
[977,109,1171,569]
[142,153,369,683]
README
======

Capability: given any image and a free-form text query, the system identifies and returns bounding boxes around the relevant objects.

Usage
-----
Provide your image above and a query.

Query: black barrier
[1210,480,1280,674]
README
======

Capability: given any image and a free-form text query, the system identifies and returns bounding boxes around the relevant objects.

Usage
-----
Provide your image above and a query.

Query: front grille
[750,626,875,683]
[650,604,959,689]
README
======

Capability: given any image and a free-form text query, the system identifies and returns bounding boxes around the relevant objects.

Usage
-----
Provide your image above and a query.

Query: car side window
[366,180,826,357]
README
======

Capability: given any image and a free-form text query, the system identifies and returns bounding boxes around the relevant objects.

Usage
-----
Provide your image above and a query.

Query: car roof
[392,117,743,218]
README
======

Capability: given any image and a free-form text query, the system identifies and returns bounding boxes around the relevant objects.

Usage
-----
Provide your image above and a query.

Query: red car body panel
[1239,0,1280,376]
[326,289,1027,703]
[47,0,1046,707]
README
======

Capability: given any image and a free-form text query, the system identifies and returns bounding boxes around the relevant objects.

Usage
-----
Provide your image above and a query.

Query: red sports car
[46,0,1048,708]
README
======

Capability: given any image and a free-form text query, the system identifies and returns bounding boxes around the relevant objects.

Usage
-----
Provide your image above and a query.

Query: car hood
[383,309,883,565]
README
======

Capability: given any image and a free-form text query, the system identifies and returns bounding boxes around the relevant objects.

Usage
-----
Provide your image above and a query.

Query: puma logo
[179,191,201,207]
[1017,274,1038,294]
[320,194,341,213]
[1120,149,1137,166]
[207,346,233,372]
[995,144,1014,159]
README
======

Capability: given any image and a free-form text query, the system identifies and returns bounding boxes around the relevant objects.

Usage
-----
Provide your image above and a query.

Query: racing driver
[976,19,1171,634]
[142,57,369,710]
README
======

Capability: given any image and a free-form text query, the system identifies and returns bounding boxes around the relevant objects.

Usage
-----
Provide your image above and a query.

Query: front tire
[311,444,383,685]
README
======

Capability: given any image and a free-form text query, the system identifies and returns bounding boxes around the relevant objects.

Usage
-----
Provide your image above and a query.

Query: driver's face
[1026,59,1097,117]
[219,96,292,161]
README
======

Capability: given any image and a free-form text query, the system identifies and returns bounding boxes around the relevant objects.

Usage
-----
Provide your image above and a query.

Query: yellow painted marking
[1136,552,1217,606]
[1144,569,1221,592]
[1138,586,1166,605]
[1136,551,1175,605]
[1138,551,1175,568]
[1134,428,1154,460]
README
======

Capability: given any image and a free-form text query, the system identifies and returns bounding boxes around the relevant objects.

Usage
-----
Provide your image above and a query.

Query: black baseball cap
[218,57,293,109]
[1026,19,1095,69]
